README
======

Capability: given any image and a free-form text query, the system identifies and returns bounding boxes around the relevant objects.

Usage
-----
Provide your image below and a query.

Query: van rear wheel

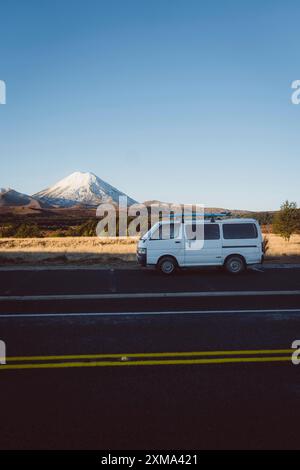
[225,255,245,274]
[157,256,177,275]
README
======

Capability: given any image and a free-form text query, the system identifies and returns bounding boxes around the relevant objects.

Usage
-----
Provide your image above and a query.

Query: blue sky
[0,0,299,210]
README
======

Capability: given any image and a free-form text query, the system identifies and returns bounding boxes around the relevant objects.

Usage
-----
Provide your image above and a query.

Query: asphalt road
[0,265,300,313]
[1,266,300,449]
[1,265,300,296]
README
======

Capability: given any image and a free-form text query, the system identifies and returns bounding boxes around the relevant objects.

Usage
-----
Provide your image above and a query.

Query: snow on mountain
[33,171,137,207]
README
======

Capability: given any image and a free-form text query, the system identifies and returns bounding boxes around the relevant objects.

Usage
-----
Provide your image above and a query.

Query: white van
[137,218,264,274]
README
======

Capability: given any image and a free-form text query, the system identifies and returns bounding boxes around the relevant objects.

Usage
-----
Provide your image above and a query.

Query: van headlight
[137,247,147,254]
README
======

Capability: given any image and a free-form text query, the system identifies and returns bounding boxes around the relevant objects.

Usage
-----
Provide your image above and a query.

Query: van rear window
[223,223,258,239]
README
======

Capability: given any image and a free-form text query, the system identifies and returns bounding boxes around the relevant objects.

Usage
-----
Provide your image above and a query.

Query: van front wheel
[157,256,177,275]
[225,255,245,275]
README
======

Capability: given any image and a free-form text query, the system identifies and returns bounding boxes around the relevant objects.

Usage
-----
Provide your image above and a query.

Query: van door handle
[175,241,181,244]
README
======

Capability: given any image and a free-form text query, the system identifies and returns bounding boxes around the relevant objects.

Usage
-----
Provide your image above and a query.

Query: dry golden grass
[0,237,138,266]
[263,233,300,259]
[0,236,137,253]
[0,234,299,265]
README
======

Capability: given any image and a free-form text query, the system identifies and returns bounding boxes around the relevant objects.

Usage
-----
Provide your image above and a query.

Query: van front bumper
[136,252,147,266]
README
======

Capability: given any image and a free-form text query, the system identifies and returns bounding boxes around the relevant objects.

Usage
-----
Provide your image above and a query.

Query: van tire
[225,255,245,275]
[157,256,177,275]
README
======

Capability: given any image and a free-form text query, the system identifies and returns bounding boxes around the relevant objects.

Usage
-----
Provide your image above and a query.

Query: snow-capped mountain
[33,171,137,207]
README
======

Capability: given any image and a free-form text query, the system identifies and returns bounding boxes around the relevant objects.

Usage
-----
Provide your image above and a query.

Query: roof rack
[160,211,232,223]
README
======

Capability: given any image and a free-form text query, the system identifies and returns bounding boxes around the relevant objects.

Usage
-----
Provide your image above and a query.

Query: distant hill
[142,200,251,215]
[0,188,43,209]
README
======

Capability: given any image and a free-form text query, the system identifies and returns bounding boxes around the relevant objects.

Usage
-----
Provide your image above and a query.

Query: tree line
[0,201,299,240]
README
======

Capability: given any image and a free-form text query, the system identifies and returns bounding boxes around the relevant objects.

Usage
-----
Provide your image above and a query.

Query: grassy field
[263,233,300,259]
[0,234,299,266]
[0,236,138,266]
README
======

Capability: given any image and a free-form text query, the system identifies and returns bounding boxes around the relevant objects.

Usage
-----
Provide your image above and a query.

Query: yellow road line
[7,349,293,362]
[0,356,292,370]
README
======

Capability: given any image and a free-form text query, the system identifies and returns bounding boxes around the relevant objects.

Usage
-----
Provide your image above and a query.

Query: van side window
[184,224,220,240]
[185,224,196,240]
[184,224,204,240]
[223,223,258,239]
[204,224,220,240]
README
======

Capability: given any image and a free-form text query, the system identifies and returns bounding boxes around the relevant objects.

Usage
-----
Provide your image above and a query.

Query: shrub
[14,223,43,238]
[66,219,98,237]
[263,236,269,254]
[273,201,299,242]
[0,224,17,237]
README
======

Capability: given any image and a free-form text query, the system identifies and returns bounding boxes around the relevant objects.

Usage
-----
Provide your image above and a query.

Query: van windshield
[140,222,160,240]
[151,223,181,240]
[141,222,181,240]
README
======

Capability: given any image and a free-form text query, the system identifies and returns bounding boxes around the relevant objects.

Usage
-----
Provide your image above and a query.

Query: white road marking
[0,309,299,318]
[0,290,300,302]
[251,266,264,272]
[0,264,299,271]
[0,265,138,271]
